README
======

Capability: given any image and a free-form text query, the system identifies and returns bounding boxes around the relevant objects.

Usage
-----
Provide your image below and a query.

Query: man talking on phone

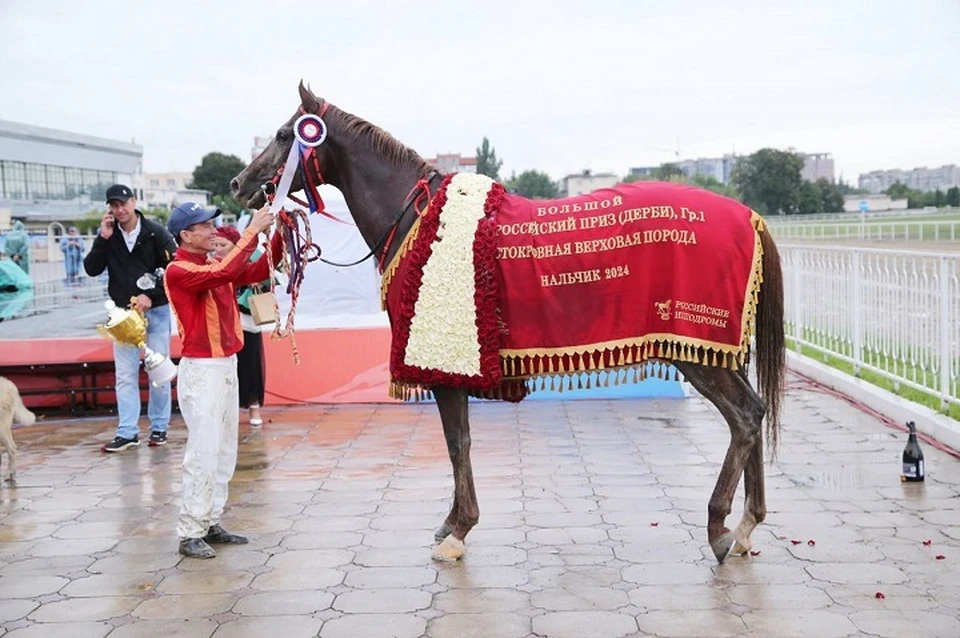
[84,184,178,452]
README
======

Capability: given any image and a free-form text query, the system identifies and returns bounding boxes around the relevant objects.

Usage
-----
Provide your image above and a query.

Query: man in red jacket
[165,202,281,559]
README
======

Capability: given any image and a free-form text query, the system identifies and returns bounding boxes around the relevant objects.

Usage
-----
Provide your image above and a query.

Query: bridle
[260,100,439,272]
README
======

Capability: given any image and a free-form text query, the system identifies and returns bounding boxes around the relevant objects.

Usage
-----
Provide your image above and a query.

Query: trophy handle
[128,296,149,329]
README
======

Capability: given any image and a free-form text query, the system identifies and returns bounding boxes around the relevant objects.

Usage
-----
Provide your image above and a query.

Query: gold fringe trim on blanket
[737,209,766,358]
[389,359,693,403]
[380,215,424,310]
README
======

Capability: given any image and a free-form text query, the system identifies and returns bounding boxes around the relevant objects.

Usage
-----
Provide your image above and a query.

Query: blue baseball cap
[168,202,221,237]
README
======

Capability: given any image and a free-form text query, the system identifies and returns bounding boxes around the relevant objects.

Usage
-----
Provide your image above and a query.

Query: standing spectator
[4,221,31,275]
[83,184,177,452]
[61,226,85,285]
[212,225,267,426]
[164,202,282,559]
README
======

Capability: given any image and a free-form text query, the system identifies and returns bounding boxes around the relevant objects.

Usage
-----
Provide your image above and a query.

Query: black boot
[179,537,216,559]
[204,524,249,545]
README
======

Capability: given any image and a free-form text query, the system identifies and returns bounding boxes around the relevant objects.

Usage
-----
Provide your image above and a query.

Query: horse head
[231,82,338,209]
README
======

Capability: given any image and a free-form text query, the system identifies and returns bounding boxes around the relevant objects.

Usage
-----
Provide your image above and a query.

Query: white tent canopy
[239,186,388,329]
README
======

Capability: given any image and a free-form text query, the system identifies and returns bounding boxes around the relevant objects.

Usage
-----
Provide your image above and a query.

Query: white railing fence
[771,221,959,243]
[765,207,953,224]
[780,244,959,412]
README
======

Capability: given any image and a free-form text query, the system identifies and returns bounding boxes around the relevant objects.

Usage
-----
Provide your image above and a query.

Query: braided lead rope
[262,208,313,365]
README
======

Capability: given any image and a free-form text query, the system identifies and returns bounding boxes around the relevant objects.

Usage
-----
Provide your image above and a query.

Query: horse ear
[298,80,320,114]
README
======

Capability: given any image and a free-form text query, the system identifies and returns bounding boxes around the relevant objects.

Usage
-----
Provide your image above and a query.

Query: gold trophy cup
[97,298,177,387]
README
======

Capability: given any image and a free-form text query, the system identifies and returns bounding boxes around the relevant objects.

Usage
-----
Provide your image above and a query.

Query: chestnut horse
[231,82,785,563]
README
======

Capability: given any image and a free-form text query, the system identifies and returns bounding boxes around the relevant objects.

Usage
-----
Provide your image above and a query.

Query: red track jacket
[164,227,282,358]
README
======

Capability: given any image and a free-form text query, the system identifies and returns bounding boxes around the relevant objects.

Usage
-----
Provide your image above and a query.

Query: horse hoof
[431,534,465,562]
[710,532,736,563]
[730,537,751,556]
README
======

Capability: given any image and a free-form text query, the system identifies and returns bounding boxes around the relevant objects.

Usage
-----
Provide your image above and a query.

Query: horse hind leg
[431,386,479,561]
[675,362,765,563]
[730,424,766,555]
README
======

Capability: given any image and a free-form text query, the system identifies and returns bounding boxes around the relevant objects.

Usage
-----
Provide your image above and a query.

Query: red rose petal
[935,555,946,560]
[790,539,802,545]
[807,539,816,546]
[922,539,933,546]
[650,522,659,527]
[749,550,761,556]
[875,592,885,599]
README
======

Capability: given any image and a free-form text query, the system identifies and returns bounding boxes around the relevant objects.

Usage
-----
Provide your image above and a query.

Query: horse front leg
[431,386,478,561]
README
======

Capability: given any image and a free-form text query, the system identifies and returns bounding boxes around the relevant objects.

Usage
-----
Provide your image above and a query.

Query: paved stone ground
[1,375,959,637]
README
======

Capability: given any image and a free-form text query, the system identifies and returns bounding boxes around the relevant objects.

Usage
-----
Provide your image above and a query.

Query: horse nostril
[230,178,240,194]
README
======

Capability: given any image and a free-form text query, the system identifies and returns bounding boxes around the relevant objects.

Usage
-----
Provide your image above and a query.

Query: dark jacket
[83,212,178,308]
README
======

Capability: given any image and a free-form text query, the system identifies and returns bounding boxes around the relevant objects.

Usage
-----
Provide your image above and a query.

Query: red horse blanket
[382,174,766,400]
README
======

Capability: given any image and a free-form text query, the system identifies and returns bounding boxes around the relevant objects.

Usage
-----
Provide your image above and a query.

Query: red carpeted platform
[0,327,397,411]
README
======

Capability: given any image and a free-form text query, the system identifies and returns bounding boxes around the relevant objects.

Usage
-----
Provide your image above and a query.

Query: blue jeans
[114,304,172,439]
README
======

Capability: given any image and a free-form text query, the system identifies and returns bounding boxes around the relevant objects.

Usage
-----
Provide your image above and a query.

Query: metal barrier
[780,244,959,411]
[770,221,959,242]
[3,232,109,319]
[765,207,952,224]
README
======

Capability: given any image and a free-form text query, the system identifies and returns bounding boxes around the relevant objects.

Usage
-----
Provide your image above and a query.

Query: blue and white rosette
[269,113,327,215]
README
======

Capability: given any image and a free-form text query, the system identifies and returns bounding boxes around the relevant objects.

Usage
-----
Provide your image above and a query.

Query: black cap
[105,184,135,203]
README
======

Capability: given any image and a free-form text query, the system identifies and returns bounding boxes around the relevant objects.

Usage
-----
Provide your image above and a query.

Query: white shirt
[119,216,141,252]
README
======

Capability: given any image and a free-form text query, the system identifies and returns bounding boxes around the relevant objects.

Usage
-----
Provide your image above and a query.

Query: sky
[1,0,958,185]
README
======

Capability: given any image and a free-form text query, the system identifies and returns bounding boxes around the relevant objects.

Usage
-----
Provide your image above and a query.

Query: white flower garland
[404,173,495,375]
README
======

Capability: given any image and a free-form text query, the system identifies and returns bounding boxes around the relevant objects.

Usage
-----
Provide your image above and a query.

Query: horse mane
[332,106,433,177]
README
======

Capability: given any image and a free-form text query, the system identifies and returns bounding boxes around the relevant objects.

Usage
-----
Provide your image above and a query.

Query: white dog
[0,376,36,480]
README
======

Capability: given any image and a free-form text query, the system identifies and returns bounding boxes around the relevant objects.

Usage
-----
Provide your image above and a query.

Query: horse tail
[756,229,785,457]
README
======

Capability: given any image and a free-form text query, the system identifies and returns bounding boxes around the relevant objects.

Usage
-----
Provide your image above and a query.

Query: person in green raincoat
[0,258,34,321]
[3,221,31,275]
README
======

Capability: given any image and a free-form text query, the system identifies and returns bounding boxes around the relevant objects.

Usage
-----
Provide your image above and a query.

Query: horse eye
[276,129,290,142]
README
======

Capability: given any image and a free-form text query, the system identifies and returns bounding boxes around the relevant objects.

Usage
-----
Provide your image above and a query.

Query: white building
[842,194,909,212]
[800,152,835,183]
[425,153,477,174]
[677,156,739,184]
[0,118,142,227]
[560,170,619,197]
[252,136,271,161]
[858,165,960,194]
[134,172,209,210]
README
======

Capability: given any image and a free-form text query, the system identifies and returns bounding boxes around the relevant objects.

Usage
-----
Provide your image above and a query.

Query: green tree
[653,163,685,182]
[836,178,868,195]
[689,174,740,200]
[816,178,845,213]
[946,186,960,207]
[907,191,929,209]
[475,137,502,180]
[209,194,243,215]
[885,181,911,200]
[192,152,246,199]
[730,148,804,216]
[621,172,651,184]
[798,181,823,215]
[505,170,558,199]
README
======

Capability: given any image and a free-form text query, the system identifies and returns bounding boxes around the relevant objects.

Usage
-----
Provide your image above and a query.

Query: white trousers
[176,355,239,540]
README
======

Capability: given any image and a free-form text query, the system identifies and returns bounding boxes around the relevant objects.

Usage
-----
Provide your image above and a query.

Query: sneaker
[101,436,139,453]
[148,431,168,447]
[203,524,249,545]
[178,538,216,559]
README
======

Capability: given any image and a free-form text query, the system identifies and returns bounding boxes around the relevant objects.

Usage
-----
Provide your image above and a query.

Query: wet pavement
[1,375,959,637]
